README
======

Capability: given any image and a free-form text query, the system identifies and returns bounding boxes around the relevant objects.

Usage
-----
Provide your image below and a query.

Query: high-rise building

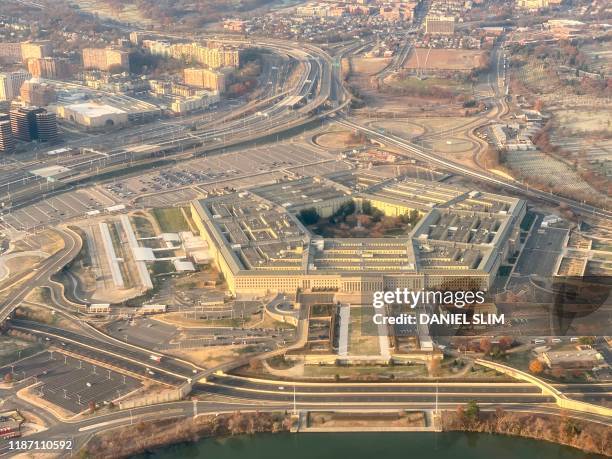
[184,67,228,92]
[35,111,58,142]
[9,105,44,141]
[27,57,72,79]
[0,71,32,101]
[0,118,15,153]
[82,48,129,71]
[20,41,52,61]
[20,80,57,106]
[170,43,240,69]
[425,15,456,35]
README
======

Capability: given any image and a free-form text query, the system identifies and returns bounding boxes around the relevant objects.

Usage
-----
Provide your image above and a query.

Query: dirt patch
[314,131,365,150]
[308,411,426,428]
[404,48,487,72]
[165,345,261,369]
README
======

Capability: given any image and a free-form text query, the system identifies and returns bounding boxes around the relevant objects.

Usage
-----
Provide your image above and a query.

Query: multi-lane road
[1,378,609,458]
[0,228,81,324]
[0,37,347,214]
[337,117,612,223]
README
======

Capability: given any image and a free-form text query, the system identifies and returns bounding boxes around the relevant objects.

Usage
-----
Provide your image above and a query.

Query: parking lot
[105,313,294,352]
[114,142,341,200]
[514,223,569,278]
[0,188,118,233]
[106,317,178,350]
[0,351,141,414]
[0,141,351,234]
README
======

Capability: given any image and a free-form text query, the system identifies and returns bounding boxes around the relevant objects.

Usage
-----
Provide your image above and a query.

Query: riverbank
[441,407,611,456]
[79,409,611,458]
[81,412,292,459]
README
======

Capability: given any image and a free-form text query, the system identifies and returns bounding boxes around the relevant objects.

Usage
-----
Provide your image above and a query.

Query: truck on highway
[149,355,162,363]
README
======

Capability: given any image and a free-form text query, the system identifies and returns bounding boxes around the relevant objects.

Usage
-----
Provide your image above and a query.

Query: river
[133,432,604,458]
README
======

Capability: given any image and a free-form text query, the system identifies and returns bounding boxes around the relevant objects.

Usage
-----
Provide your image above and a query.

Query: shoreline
[79,409,611,458]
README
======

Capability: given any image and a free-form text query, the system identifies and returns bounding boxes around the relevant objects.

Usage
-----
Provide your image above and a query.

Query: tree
[88,400,96,414]
[465,400,480,422]
[578,336,595,346]
[248,359,262,372]
[498,336,513,350]
[479,338,492,354]
[298,208,319,225]
[427,358,441,377]
[3,372,13,383]
[529,359,544,374]
[534,99,544,112]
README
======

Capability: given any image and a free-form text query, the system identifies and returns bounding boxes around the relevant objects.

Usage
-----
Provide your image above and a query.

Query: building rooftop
[191,174,525,281]
[65,102,126,117]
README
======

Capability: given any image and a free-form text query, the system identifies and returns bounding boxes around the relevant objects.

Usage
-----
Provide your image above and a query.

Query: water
[134,432,604,459]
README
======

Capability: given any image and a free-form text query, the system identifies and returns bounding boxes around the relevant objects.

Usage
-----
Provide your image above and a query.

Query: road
[0,38,341,214]
[1,389,609,457]
[336,116,612,223]
[0,228,81,324]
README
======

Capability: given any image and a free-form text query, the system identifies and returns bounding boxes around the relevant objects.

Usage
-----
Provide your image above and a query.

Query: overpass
[0,228,82,326]
[335,117,612,223]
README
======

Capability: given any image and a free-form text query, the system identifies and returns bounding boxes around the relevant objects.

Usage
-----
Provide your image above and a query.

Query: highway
[336,117,612,223]
[0,228,81,324]
[0,38,340,213]
[197,373,552,404]
[1,390,609,458]
[6,319,200,385]
[0,19,610,457]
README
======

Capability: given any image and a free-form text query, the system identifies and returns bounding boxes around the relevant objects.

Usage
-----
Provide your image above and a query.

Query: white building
[170,91,220,114]
[56,102,129,128]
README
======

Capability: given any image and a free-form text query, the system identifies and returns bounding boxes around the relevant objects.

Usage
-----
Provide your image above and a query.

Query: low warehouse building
[56,102,128,128]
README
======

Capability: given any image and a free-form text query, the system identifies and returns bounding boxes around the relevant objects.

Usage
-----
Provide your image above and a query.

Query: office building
[20,80,57,106]
[27,57,72,79]
[0,71,32,101]
[170,43,240,69]
[82,48,129,72]
[516,0,549,9]
[34,111,58,142]
[0,43,22,63]
[9,105,44,141]
[184,67,228,92]
[0,118,15,153]
[20,41,52,61]
[191,176,525,298]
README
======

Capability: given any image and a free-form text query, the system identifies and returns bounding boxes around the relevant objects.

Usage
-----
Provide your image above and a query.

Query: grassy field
[302,364,427,379]
[152,208,190,233]
[131,214,157,239]
[348,307,380,356]
[0,337,43,366]
[388,76,472,99]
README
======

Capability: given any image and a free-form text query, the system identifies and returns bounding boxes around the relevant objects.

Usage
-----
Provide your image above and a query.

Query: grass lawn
[152,208,190,233]
[348,307,380,356]
[131,215,157,239]
[302,364,427,379]
[0,337,43,366]
[389,76,471,97]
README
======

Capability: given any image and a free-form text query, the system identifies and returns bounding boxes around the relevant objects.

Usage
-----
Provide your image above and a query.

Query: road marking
[78,408,184,431]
